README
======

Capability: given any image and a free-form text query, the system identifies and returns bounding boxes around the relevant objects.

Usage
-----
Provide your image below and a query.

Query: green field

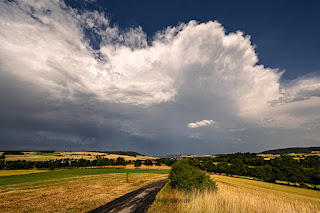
[0,168,169,186]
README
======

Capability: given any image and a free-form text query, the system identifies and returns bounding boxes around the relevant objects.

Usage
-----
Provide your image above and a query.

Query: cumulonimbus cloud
[0,0,282,109]
[1,0,320,138]
[188,120,215,128]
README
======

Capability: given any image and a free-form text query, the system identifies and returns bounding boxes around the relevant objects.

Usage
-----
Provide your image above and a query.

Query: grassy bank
[0,172,168,212]
[148,175,320,212]
[0,168,169,186]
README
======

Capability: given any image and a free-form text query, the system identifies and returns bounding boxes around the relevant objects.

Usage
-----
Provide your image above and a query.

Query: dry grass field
[0,172,167,212]
[4,151,154,161]
[258,152,320,161]
[86,164,171,170]
[125,164,171,170]
[148,175,320,213]
[0,170,48,177]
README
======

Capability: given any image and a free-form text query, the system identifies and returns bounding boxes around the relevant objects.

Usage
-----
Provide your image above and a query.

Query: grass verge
[147,182,178,213]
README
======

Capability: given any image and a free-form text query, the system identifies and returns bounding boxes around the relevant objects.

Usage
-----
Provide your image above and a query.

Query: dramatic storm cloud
[0,0,320,155]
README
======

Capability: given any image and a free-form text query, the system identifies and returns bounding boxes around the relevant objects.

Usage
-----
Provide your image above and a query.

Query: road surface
[88,179,169,213]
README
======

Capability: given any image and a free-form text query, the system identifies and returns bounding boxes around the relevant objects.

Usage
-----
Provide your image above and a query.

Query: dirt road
[88,179,169,213]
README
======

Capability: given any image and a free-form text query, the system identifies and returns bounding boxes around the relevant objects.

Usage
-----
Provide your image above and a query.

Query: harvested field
[0,172,167,212]
[0,170,48,177]
[3,151,154,161]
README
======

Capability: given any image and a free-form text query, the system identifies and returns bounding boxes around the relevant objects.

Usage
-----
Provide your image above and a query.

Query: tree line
[185,153,320,189]
[2,151,317,188]
[0,154,172,170]
[0,156,128,170]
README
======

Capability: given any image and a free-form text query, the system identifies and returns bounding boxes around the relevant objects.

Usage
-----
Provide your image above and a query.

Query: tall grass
[176,183,320,213]
[149,175,320,213]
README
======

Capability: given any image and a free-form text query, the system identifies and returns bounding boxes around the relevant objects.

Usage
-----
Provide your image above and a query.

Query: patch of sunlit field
[103,154,154,161]
[149,175,320,213]
[0,172,167,213]
[4,151,155,161]
[0,170,48,177]
[258,153,320,161]
[125,164,171,170]
[4,152,97,161]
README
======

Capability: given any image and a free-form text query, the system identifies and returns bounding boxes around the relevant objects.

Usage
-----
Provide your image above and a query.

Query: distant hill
[0,150,54,155]
[100,151,143,157]
[260,147,320,155]
[0,150,144,157]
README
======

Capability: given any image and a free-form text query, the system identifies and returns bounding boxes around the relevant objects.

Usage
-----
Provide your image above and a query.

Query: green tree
[307,168,320,188]
[108,159,115,166]
[134,160,142,168]
[97,158,109,166]
[0,160,4,170]
[0,153,5,170]
[0,153,5,160]
[144,159,153,169]
[188,158,200,168]
[164,158,176,166]
[169,161,216,191]
[230,159,244,177]
[271,155,302,185]
[204,160,216,173]
[155,161,161,169]
[217,160,229,174]
[115,157,126,166]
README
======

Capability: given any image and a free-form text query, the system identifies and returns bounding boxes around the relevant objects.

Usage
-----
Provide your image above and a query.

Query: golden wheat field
[0,173,167,212]
[148,175,320,213]
[3,151,154,161]
[0,170,48,176]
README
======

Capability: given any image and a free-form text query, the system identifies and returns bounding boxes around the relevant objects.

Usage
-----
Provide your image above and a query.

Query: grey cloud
[269,76,320,106]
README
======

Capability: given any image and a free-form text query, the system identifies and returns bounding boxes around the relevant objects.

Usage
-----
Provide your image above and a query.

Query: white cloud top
[188,120,215,128]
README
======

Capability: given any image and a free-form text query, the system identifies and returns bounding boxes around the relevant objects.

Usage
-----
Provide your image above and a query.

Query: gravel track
[88,179,169,213]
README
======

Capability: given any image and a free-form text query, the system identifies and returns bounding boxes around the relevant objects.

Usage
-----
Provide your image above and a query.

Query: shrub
[169,160,216,191]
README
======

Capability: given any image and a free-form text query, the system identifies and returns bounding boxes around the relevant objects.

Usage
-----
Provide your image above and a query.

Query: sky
[0,0,320,156]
